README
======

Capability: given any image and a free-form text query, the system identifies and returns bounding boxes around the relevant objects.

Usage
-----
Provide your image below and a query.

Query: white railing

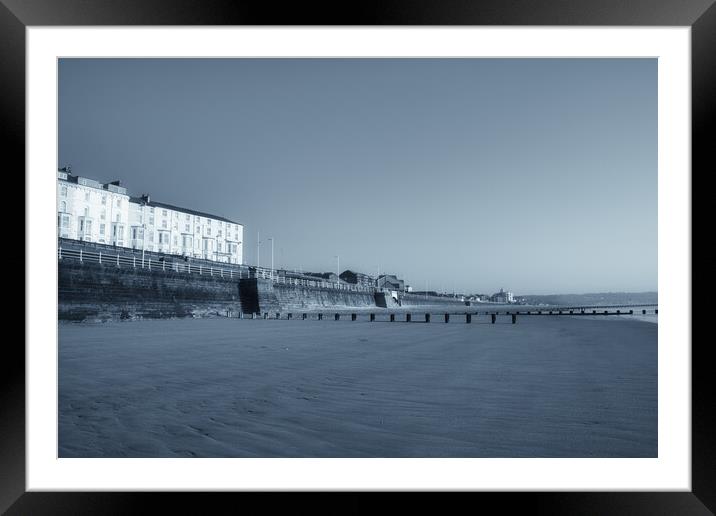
[58,244,378,294]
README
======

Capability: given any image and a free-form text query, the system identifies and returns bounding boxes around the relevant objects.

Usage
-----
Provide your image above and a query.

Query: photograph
[56,57,659,459]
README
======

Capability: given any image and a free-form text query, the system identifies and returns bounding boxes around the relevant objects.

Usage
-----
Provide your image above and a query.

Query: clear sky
[58,58,657,295]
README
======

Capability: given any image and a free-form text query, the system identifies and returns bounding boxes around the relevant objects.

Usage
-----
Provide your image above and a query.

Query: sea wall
[243,279,377,314]
[59,256,472,321]
[59,260,242,321]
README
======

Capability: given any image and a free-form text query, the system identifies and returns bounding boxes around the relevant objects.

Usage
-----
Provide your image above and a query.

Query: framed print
[5,0,711,514]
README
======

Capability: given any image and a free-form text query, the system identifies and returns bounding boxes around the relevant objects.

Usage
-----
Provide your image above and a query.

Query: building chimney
[141,194,151,204]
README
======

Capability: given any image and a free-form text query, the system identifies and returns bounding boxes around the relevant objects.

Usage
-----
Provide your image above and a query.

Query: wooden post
[351,313,357,321]
[444,313,449,323]
[318,313,323,320]
[466,313,471,323]
[276,313,280,319]
[303,313,307,320]
[335,313,340,321]
[491,314,496,324]
[642,309,646,315]
[406,313,411,322]
[390,314,395,322]
[370,313,375,322]
[425,313,430,323]
[239,312,244,319]
[288,313,292,320]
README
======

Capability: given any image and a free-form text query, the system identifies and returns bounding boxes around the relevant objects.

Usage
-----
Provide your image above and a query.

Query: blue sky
[59,58,657,295]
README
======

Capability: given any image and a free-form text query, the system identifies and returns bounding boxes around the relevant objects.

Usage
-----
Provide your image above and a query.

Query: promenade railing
[57,240,379,294]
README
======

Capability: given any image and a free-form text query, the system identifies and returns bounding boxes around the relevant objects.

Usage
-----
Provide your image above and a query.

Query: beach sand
[58,316,657,457]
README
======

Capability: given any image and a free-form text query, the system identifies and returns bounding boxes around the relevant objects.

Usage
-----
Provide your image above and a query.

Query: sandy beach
[58,315,657,457]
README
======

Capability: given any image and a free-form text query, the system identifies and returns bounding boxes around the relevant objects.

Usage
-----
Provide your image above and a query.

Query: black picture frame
[5,1,709,513]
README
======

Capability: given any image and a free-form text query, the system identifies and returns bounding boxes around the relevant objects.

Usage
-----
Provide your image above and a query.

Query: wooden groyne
[228,307,659,324]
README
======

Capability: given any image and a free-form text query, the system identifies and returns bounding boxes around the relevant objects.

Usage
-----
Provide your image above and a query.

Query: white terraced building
[57,168,243,264]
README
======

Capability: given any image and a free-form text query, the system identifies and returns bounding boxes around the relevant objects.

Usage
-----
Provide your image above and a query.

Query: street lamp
[268,237,274,281]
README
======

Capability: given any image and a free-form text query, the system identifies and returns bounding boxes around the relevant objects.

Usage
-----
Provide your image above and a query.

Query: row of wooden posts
[228,311,515,323]
[225,308,658,323]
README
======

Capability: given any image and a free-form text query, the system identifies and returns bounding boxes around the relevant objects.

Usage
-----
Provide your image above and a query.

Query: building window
[162,209,167,216]
[85,192,90,201]
[162,220,167,229]
[173,236,178,246]
[60,201,67,212]
[149,216,154,225]
[101,210,106,220]
[207,227,211,236]
[84,207,89,217]
[101,195,106,205]
[116,214,121,222]
[116,199,122,208]
[185,214,190,221]
[100,224,105,235]
[61,186,67,197]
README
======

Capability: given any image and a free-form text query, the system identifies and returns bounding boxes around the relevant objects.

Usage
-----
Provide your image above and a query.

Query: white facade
[57,170,130,246]
[57,169,243,264]
[128,196,243,264]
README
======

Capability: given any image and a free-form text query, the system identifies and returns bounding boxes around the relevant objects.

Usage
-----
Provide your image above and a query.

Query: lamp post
[335,255,340,278]
[268,237,274,281]
[257,230,260,270]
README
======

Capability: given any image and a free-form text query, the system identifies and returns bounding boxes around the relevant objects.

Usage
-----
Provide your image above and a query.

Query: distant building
[305,272,341,282]
[57,168,243,264]
[339,270,375,287]
[376,274,405,292]
[491,288,514,303]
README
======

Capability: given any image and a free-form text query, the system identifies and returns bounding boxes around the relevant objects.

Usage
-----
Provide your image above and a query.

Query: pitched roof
[129,197,241,225]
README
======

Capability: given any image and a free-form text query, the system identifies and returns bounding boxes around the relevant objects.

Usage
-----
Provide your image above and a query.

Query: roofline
[129,197,242,226]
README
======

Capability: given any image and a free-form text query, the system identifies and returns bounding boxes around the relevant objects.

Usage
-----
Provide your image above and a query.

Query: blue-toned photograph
[57,58,657,458]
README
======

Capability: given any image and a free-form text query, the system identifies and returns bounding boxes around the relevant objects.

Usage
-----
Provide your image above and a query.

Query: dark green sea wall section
[245,279,377,314]
[58,261,474,321]
[58,260,242,321]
